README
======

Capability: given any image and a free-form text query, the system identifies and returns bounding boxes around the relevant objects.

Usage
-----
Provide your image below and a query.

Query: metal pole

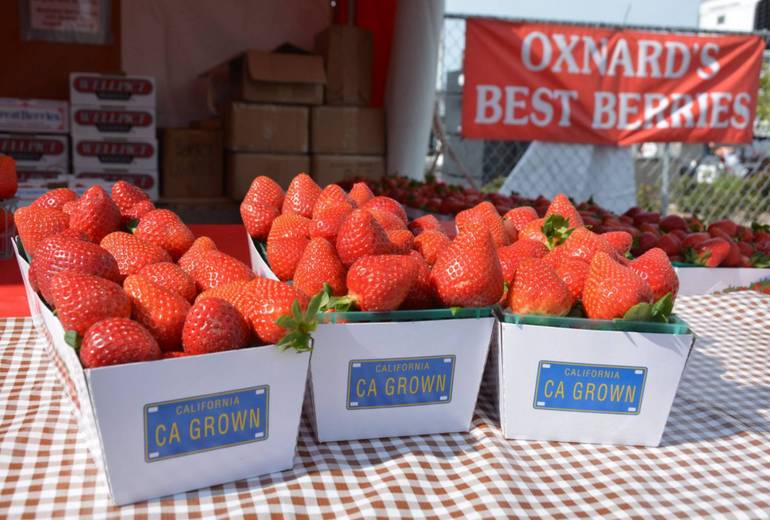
[661,143,670,216]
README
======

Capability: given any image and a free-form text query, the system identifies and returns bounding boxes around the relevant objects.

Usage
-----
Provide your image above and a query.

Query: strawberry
[178,236,217,275]
[100,231,171,278]
[124,200,156,223]
[0,155,17,198]
[138,262,197,302]
[31,188,77,210]
[62,201,77,216]
[309,204,353,242]
[561,227,615,263]
[402,251,437,309]
[14,206,69,256]
[737,241,754,256]
[737,225,754,242]
[497,239,549,283]
[362,196,408,224]
[455,201,509,247]
[241,201,280,240]
[542,245,567,269]
[686,237,731,267]
[413,229,450,266]
[659,215,687,232]
[268,213,311,239]
[31,235,121,303]
[545,194,584,228]
[267,236,309,281]
[336,209,392,267]
[195,280,250,307]
[519,217,547,245]
[555,257,590,300]
[583,252,653,320]
[124,274,191,351]
[345,254,419,311]
[111,181,149,215]
[602,231,633,255]
[708,220,738,238]
[312,184,355,218]
[508,258,574,316]
[182,298,250,355]
[431,230,504,307]
[503,206,539,232]
[293,237,347,298]
[236,277,308,345]
[50,272,131,335]
[368,208,407,231]
[79,318,161,367]
[408,214,442,236]
[243,176,285,209]
[682,232,710,249]
[658,233,683,257]
[630,248,678,301]
[348,182,374,207]
[387,229,414,254]
[190,250,255,290]
[134,209,195,260]
[69,185,121,242]
[722,241,742,267]
[282,173,321,218]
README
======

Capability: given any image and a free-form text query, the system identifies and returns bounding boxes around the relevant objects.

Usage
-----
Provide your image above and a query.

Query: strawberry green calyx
[64,330,82,350]
[751,222,770,233]
[541,215,575,250]
[750,252,770,268]
[275,285,329,352]
[622,292,674,323]
[125,219,140,234]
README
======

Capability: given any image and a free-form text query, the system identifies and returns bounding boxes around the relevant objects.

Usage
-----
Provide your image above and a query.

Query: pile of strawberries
[243,174,678,321]
[14,181,314,368]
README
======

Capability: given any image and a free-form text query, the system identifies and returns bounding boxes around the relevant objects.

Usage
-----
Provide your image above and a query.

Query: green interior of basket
[671,261,699,268]
[501,312,691,334]
[317,306,494,324]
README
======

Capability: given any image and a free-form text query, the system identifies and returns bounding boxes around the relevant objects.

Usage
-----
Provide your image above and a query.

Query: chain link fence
[435,16,770,223]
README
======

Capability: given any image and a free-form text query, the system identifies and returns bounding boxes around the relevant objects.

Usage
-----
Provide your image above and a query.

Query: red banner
[462,19,765,145]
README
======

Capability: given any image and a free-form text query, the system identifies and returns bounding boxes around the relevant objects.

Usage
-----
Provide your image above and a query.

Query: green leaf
[623,302,653,322]
[650,293,674,323]
[276,315,297,329]
[541,214,575,250]
[449,306,462,317]
[125,219,140,233]
[291,300,302,322]
[751,222,770,233]
[750,252,770,268]
[64,330,82,350]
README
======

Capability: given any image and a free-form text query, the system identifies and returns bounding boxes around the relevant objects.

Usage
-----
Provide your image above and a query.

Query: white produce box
[70,73,156,107]
[674,266,770,295]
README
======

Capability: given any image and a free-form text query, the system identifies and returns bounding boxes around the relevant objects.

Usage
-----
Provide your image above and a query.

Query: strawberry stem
[274,285,331,353]
[64,330,82,350]
[541,215,575,250]
[622,292,673,323]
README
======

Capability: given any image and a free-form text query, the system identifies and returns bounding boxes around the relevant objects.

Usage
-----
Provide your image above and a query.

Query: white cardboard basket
[13,241,310,505]
[247,235,279,281]
[674,266,770,295]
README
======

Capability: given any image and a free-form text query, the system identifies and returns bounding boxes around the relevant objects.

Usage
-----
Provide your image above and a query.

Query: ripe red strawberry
[708,219,738,238]
[632,231,660,257]
[630,248,678,301]
[101,231,171,278]
[561,227,616,263]
[336,209,392,266]
[195,280,249,307]
[387,229,414,254]
[80,318,161,368]
[138,262,197,302]
[124,200,156,223]
[431,230,504,307]
[182,298,250,354]
[268,213,311,239]
[554,257,590,300]
[0,155,17,198]
[111,181,149,215]
[190,250,255,290]
[688,237,731,267]
[682,232,710,249]
[69,185,121,242]
[178,236,217,275]
[293,237,347,298]
[348,182,374,207]
[309,204,353,242]
[455,202,509,247]
[519,217,547,245]
[408,214,442,236]
[236,277,308,344]
[658,233,683,256]
[313,184,355,218]
[134,209,195,260]
[503,206,539,232]
[509,258,574,316]
[583,252,653,320]
[282,173,321,218]
[32,235,121,303]
[368,208,407,231]
[241,200,280,240]
[414,229,450,266]
[267,236,309,281]
[602,231,633,255]
[346,254,419,311]
[14,206,69,256]
[62,201,77,216]
[124,274,191,351]
[545,194,584,228]
[50,272,131,335]
[362,196,408,224]
[244,176,285,209]
[497,239,549,283]
[542,245,566,269]
[402,251,437,309]
[659,215,687,232]
[31,188,77,210]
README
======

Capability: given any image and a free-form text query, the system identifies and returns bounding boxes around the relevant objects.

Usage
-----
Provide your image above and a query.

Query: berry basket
[1,197,18,259]
[672,261,770,295]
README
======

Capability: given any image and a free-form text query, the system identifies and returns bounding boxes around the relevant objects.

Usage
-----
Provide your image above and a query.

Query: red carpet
[0,224,249,318]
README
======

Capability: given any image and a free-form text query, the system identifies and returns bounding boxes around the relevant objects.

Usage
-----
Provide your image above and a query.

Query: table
[1,290,768,518]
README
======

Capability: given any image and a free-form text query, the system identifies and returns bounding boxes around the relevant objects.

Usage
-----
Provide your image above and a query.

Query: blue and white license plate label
[533,361,646,414]
[347,356,455,409]
[144,386,269,462]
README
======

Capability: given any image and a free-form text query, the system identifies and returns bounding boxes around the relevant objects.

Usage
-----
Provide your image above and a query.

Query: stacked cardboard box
[0,98,70,200]
[161,123,224,199]
[311,25,385,185]
[69,73,159,200]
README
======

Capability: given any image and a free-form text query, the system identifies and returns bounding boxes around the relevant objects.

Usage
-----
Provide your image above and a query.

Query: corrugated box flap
[245,51,326,84]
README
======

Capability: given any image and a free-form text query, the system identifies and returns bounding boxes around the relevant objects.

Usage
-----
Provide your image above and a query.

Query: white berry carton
[673,264,770,295]
[247,235,279,281]
[13,238,310,505]
[492,312,695,447]
[308,308,496,442]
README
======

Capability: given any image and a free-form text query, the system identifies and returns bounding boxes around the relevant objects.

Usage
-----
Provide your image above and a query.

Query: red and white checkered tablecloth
[1,293,769,518]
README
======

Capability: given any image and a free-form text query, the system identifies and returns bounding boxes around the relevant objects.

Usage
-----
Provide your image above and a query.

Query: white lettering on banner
[581,36,608,74]
[664,41,691,78]
[697,43,721,79]
[474,85,578,127]
[637,40,663,78]
[475,85,502,123]
[504,86,529,125]
[522,31,552,71]
[732,92,751,128]
[552,34,580,73]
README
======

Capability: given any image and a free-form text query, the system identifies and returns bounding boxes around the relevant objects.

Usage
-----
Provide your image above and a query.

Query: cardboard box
[0,98,69,134]
[311,155,384,186]
[73,137,158,170]
[674,266,770,295]
[72,168,159,201]
[71,105,156,138]
[227,153,309,200]
[225,103,308,153]
[0,134,68,169]
[494,313,695,447]
[314,25,373,106]
[203,50,326,108]
[70,73,156,107]
[162,128,223,198]
[16,167,70,200]
[308,309,495,442]
[310,106,384,155]
[13,241,311,505]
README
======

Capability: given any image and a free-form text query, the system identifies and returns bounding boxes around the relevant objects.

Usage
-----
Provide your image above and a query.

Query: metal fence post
[661,143,670,216]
